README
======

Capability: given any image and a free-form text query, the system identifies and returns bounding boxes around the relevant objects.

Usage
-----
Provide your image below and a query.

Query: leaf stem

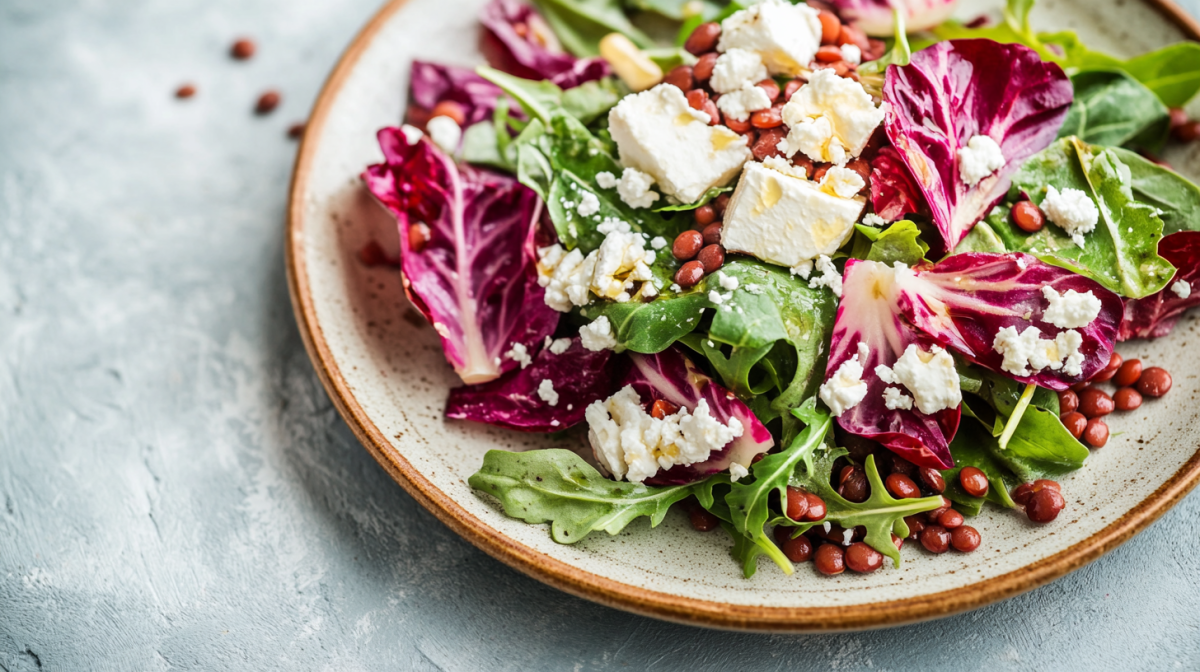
[998,382,1037,451]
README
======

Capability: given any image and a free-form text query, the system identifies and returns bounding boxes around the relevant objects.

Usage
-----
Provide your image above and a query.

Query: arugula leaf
[724,399,833,576]
[531,0,655,57]
[1109,147,1200,236]
[1057,70,1169,151]
[1001,137,1176,298]
[468,449,699,543]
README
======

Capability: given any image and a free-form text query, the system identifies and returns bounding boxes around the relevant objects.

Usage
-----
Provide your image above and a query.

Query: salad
[362,0,1198,578]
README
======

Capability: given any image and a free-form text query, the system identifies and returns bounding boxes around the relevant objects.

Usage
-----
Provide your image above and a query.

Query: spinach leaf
[1003,137,1176,298]
[992,407,1090,482]
[852,220,929,266]
[477,67,623,126]
[1109,147,1200,235]
[858,9,911,78]
[952,220,1008,254]
[724,400,832,576]
[469,449,699,543]
[654,186,732,212]
[625,0,727,21]
[531,0,655,57]
[1057,70,1169,151]
[1122,42,1200,108]
[942,418,1020,513]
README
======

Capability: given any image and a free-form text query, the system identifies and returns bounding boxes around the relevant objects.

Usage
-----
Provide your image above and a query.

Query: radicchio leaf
[1119,232,1200,340]
[827,253,1122,467]
[363,127,558,384]
[830,0,959,36]
[479,0,610,89]
[870,145,926,222]
[408,61,510,128]
[883,40,1073,253]
[446,337,613,431]
[623,347,774,486]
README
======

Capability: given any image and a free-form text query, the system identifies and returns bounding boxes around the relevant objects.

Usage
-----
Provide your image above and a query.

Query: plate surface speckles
[287,0,1200,630]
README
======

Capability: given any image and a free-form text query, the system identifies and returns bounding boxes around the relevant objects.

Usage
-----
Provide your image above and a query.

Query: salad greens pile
[364,0,1200,577]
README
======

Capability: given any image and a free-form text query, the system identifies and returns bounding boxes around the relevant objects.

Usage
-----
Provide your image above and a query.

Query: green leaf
[531,0,655,57]
[953,220,1008,254]
[468,449,699,543]
[1004,137,1175,298]
[992,407,1090,482]
[942,418,1020,512]
[1057,70,1169,151]
[855,220,929,266]
[460,121,510,170]
[858,8,911,77]
[653,186,732,212]
[626,0,727,21]
[1122,42,1200,108]
[1109,147,1200,236]
[724,400,833,575]
[477,68,624,126]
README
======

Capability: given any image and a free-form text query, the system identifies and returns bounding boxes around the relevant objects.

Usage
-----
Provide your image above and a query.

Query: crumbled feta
[708,290,726,304]
[1042,286,1102,329]
[426,115,462,153]
[548,337,572,355]
[779,69,884,165]
[1172,279,1192,299]
[957,135,1006,187]
[878,344,962,415]
[596,171,618,189]
[718,271,739,290]
[580,316,620,351]
[537,379,559,406]
[807,254,843,297]
[762,156,811,180]
[670,283,682,293]
[728,462,750,482]
[616,167,660,209]
[883,387,914,411]
[791,259,813,279]
[721,161,864,269]
[400,124,424,145]
[608,84,751,203]
[718,0,822,76]
[819,165,866,199]
[650,236,668,250]
[861,212,889,227]
[592,228,656,301]
[538,244,595,311]
[992,325,1086,377]
[585,386,744,483]
[505,342,533,369]
[710,49,768,94]
[1041,186,1098,247]
[819,344,869,416]
[716,85,772,122]
[840,44,862,65]
[577,191,601,217]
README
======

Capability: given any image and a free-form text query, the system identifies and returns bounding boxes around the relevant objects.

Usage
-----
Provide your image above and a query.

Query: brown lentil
[783,78,804,100]
[938,509,964,529]
[837,23,869,50]
[1012,479,1060,507]
[714,193,731,215]
[802,493,827,521]
[287,122,306,139]
[1062,411,1087,438]
[689,506,720,531]
[1011,200,1045,233]
[844,542,884,573]
[920,525,951,554]
[1078,388,1114,418]
[255,90,281,115]
[750,105,784,129]
[752,128,787,161]
[1082,418,1109,448]
[950,525,981,552]
[790,155,815,179]
[918,467,946,494]
[674,261,705,288]
[782,534,814,562]
[1137,367,1173,397]
[885,473,920,499]
[231,38,256,60]
[1173,120,1200,142]
[756,79,781,103]
[818,10,841,44]
[672,230,703,260]
[663,65,695,91]
[959,467,989,498]
[175,83,196,99]
[904,514,926,540]
[701,223,723,247]
[1114,359,1143,387]
[693,204,716,226]
[838,467,870,503]
[702,99,720,125]
[431,100,467,126]
[1093,351,1123,382]
[684,22,721,55]
[1058,389,1079,415]
[724,115,752,133]
[812,163,830,182]
[814,544,846,575]
[816,45,844,62]
[649,399,680,419]
[785,486,810,521]
[693,52,718,81]
[696,244,724,273]
[1114,387,1143,411]
[1026,487,1065,522]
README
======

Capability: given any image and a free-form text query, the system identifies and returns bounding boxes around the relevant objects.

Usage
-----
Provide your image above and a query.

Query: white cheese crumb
[780,69,884,165]
[426,115,462,153]
[992,325,1086,377]
[819,344,869,416]
[577,191,600,217]
[1172,279,1192,299]
[957,135,1005,187]
[807,254,843,297]
[791,259,814,279]
[580,316,620,351]
[718,272,739,291]
[1042,186,1099,247]
[596,171,618,189]
[585,386,744,483]
[537,379,560,406]
[742,283,763,295]
[505,342,533,369]
[840,44,862,65]
[710,49,768,94]
[862,212,889,227]
[548,338,572,355]
[1042,286,1102,329]
[819,165,866,199]
[883,387,914,411]
[670,283,682,293]
[708,290,724,304]
[728,462,750,482]
[888,344,961,415]
[400,124,424,145]
[650,236,668,250]
[716,85,772,122]
[616,167,660,209]
[551,419,560,427]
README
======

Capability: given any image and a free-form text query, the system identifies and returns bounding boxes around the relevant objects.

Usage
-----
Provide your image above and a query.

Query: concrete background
[1,0,1199,669]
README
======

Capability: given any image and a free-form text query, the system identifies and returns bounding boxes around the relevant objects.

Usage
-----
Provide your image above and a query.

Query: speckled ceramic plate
[287,0,1200,631]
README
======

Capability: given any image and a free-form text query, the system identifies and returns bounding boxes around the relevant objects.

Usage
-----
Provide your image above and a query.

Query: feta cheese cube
[780,69,884,165]
[957,135,1006,186]
[608,84,752,203]
[718,0,822,76]
[1042,286,1102,329]
[710,49,768,94]
[1041,186,1099,247]
[721,161,864,268]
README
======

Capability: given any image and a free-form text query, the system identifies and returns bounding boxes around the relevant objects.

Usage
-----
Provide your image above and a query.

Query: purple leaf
[826,253,1122,467]
[407,61,509,128]
[446,337,614,431]
[363,127,559,384]
[1119,232,1200,340]
[883,40,1073,253]
[622,347,774,486]
[870,145,926,222]
[479,0,610,88]
[830,0,960,35]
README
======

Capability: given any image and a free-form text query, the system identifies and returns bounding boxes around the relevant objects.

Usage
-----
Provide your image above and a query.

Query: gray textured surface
[2,0,1200,670]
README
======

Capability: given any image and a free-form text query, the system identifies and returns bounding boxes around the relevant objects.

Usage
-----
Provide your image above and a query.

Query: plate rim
[286,0,1200,632]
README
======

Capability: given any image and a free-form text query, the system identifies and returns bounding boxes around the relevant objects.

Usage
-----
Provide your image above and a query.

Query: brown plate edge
[284,0,1200,632]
